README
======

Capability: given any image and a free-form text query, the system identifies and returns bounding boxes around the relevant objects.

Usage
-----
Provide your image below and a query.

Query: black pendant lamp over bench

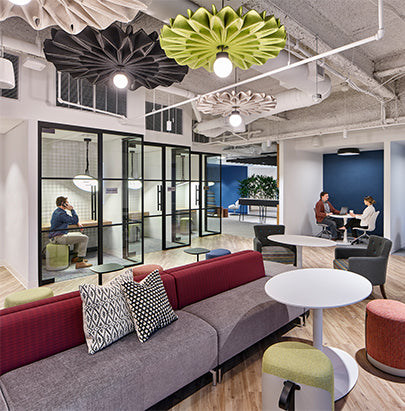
[43,24,188,90]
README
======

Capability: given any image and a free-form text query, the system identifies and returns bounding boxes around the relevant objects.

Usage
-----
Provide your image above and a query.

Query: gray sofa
[0,250,304,410]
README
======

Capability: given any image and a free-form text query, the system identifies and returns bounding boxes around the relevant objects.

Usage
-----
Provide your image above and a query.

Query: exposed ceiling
[1,0,405,156]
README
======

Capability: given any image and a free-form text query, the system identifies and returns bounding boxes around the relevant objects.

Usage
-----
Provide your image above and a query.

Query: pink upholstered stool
[132,264,163,278]
[366,299,405,377]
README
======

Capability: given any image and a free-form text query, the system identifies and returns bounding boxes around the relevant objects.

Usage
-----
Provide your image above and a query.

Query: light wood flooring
[1,234,404,410]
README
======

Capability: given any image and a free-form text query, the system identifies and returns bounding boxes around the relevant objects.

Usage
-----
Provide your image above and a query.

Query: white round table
[268,234,336,268]
[331,214,353,243]
[265,268,372,400]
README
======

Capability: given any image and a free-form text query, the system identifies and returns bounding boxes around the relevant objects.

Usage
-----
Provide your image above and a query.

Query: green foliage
[238,174,278,199]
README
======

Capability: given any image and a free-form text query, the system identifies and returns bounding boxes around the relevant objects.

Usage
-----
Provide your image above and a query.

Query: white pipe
[156,85,195,99]
[215,116,405,147]
[194,88,327,135]
[143,0,385,119]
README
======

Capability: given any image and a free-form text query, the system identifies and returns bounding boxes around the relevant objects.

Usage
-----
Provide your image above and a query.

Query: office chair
[228,200,240,220]
[253,224,297,266]
[313,208,332,239]
[351,211,380,245]
[334,235,392,299]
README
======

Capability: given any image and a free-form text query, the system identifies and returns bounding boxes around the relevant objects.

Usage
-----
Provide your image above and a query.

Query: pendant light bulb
[213,52,233,78]
[229,110,242,128]
[113,72,128,89]
[9,0,32,4]
[73,138,98,192]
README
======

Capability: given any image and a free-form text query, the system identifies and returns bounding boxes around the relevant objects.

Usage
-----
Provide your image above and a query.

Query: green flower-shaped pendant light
[160,5,286,72]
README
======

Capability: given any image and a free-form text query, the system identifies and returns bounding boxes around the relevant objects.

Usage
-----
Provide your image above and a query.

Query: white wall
[390,141,405,252]
[2,121,38,288]
[279,140,323,235]
[248,165,277,179]
[0,64,145,135]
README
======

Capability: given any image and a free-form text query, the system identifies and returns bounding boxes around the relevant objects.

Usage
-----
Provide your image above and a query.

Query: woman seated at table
[339,196,376,237]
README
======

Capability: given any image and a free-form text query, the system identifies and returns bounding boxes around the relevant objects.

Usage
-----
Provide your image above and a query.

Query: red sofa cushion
[0,291,85,376]
[133,272,178,310]
[164,250,265,309]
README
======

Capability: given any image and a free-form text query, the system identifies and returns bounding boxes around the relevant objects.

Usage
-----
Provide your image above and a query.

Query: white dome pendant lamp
[73,138,98,192]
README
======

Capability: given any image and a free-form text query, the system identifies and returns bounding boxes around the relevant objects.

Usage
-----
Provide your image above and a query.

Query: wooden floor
[1,234,404,410]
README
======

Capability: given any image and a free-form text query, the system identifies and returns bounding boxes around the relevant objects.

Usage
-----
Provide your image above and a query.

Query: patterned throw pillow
[121,270,178,343]
[79,270,135,354]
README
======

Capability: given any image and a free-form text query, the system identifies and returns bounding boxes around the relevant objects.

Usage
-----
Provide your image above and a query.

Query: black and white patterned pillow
[79,270,135,354]
[121,270,178,343]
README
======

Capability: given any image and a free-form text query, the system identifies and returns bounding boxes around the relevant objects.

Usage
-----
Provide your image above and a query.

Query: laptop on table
[339,206,348,215]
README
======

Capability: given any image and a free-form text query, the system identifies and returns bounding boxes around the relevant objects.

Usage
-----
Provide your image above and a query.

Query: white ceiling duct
[146,0,198,23]
[193,49,332,138]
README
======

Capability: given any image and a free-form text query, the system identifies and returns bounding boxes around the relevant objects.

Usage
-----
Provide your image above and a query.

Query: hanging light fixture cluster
[159,5,286,78]
[196,90,277,127]
[1,0,146,34]
[43,24,189,90]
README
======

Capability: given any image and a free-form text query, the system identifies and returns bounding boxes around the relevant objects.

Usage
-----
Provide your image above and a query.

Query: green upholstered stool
[4,287,54,308]
[45,243,69,271]
[262,245,296,265]
[262,342,334,411]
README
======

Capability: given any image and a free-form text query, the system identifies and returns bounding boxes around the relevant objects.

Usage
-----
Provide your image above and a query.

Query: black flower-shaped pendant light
[43,24,189,90]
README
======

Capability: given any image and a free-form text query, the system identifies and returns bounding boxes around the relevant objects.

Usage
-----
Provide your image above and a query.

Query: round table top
[265,268,372,309]
[268,234,336,248]
[331,214,353,219]
[184,247,210,255]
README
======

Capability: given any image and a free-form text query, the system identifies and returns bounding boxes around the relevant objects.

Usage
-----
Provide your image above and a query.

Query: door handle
[195,185,200,206]
[157,185,162,211]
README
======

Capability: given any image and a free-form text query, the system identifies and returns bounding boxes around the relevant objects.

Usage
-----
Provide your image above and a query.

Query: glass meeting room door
[164,145,191,249]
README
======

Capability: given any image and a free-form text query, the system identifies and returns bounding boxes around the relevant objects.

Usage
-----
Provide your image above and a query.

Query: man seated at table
[49,196,92,269]
[315,191,343,241]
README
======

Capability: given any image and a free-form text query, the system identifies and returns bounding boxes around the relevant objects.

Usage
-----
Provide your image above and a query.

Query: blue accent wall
[323,150,384,236]
[221,165,248,208]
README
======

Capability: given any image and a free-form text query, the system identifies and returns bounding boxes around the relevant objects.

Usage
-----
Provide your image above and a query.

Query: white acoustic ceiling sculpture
[0,0,147,34]
[196,90,277,117]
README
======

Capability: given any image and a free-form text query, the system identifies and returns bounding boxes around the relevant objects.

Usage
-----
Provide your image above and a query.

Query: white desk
[331,214,353,243]
[265,268,372,400]
[268,234,336,268]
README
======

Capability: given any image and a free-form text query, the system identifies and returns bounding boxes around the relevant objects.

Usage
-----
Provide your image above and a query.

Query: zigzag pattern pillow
[79,270,135,354]
[121,270,178,343]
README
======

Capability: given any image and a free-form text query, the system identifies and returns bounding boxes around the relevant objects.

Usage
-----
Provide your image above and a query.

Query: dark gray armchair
[253,224,297,266]
[333,235,392,299]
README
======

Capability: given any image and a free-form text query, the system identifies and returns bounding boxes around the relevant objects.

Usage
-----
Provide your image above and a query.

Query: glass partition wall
[39,124,221,285]
[190,152,222,237]
[143,143,191,252]
[202,154,221,235]
[39,123,143,285]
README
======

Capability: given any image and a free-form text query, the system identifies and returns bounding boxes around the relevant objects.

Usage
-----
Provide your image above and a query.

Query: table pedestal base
[322,346,359,401]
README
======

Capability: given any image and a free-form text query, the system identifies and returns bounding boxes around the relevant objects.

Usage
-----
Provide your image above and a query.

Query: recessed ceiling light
[337,147,360,156]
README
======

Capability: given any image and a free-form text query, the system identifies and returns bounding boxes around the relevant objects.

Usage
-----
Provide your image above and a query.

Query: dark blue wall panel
[323,150,384,236]
[221,165,248,208]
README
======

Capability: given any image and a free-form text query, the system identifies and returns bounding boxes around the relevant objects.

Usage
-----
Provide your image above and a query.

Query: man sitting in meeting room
[49,196,92,269]
[315,191,343,241]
